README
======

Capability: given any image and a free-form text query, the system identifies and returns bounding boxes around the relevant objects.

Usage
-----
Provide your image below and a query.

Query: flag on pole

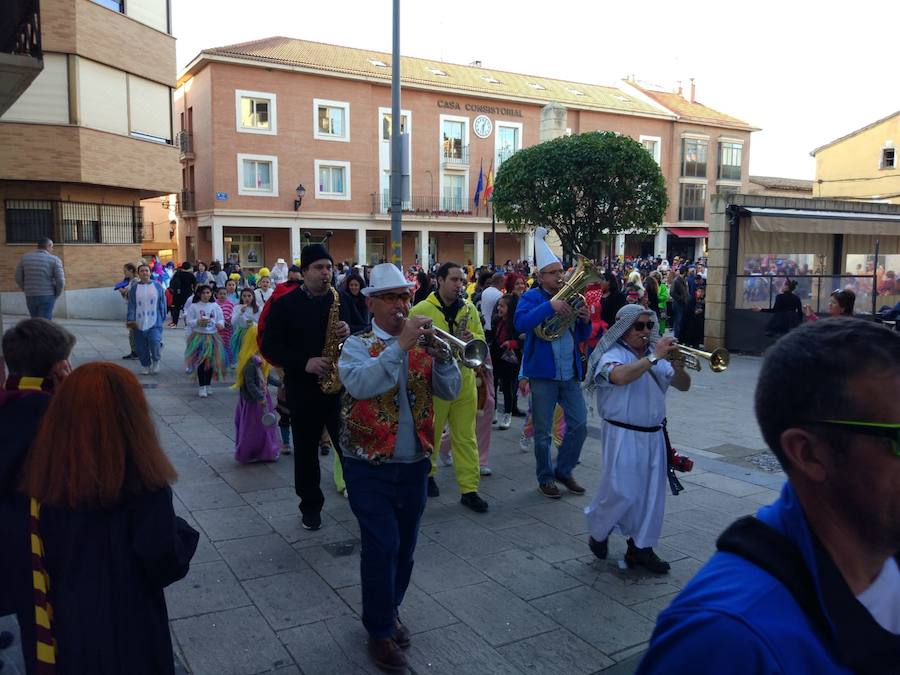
[473,161,484,208]
[484,162,495,202]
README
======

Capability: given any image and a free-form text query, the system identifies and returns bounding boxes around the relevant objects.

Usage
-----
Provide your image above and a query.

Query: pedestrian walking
[15,237,65,319]
[126,263,167,375]
[168,262,196,327]
[184,284,227,398]
[232,325,281,464]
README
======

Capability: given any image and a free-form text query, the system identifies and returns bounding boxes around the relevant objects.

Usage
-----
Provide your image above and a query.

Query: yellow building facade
[812,111,900,202]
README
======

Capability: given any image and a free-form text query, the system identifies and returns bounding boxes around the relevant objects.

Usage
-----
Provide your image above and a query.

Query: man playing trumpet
[584,304,691,573]
[338,263,461,671]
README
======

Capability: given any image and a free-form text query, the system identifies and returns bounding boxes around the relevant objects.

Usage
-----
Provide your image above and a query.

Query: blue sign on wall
[215,192,229,201]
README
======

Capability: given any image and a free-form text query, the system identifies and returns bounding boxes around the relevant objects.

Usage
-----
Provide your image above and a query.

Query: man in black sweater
[261,244,350,530]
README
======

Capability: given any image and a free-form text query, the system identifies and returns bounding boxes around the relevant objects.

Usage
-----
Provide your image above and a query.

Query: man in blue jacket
[514,227,591,499]
[127,263,168,375]
[638,318,900,674]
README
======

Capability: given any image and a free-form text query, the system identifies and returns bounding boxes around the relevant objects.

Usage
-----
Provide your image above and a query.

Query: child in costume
[232,326,280,464]
[214,286,235,367]
[230,288,260,365]
[184,284,227,397]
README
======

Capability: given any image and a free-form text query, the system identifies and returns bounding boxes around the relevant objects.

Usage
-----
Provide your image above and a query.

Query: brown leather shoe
[555,473,586,495]
[368,638,408,672]
[538,482,562,499]
[393,618,410,649]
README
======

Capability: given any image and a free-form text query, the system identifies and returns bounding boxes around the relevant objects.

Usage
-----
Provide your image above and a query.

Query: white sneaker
[437,453,453,467]
[140,366,151,375]
[150,361,160,374]
[479,465,493,476]
[498,413,512,430]
[519,435,530,452]
[198,386,208,398]
[492,411,499,426]
[205,385,213,395]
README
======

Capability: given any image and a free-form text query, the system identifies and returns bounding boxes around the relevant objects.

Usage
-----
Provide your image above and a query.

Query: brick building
[175,37,757,271]
[0,0,179,319]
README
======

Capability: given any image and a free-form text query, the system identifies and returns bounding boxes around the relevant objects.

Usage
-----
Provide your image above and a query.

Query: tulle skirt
[184,332,227,381]
[229,325,248,363]
[234,391,280,464]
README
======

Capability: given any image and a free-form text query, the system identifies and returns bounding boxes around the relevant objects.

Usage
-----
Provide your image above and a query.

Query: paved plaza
[7,315,786,675]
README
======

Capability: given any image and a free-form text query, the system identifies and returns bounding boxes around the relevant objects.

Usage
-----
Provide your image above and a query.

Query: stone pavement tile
[322,493,357,523]
[278,620,370,675]
[243,486,298,503]
[174,477,246,511]
[243,570,353,631]
[496,627,614,673]
[741,487,781,505]
[475,474,531,503]
[297,541,361,589]
[165,561,251,619]
[663,555,705,590]
[193,505,273,541]
[190,530,223,565]
[410,541,490,594]
[458,502,540,532]
[169,457,220,486]
[629,591,679,622]
[584,566,681,607]
[253,497,302,522]
[337,583,458,635]
[682,471,773,498]
[420,501,469,526]
[220,465,291,493]
[273,514,354,547]
[520,500,590,536]
[172,605,293,675]
[669,507,742,536]
[678,487,757,518]
[499,521,587,564]
[470,548,583,601]
[531,586,656,656]
[658,527,720,561]
[432,580,557,646]
[421,518,516,560]
[217,533,310,581]
[404,622,523,675]
[599,650,648,674]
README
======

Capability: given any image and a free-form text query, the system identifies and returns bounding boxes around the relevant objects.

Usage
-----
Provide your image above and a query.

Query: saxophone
[319,285,343,394]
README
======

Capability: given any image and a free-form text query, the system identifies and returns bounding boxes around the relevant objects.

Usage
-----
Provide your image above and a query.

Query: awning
[667,227,709,238]
[745,207,900,235]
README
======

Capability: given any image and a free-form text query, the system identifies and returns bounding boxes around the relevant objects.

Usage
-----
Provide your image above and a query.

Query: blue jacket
[126,280,167,329]
[637,483,861,675]
[514,286,591,380]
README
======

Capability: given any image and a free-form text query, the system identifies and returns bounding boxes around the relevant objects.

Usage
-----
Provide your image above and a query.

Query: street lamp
[294,184,307,211]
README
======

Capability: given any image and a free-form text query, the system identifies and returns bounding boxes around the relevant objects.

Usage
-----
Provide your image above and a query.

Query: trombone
[421,325,488,368]
[671,344,730,373]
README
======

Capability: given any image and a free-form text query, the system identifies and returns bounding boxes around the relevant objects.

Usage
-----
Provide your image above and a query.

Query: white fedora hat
[361,263,415,297]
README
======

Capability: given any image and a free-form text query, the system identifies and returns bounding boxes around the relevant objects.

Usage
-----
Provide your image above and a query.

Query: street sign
[215,192,228,201]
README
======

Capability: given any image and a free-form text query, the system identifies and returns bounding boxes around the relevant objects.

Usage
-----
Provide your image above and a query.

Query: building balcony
[179,189,194,213]
[176,130,194,161]
[0,0,43,117]
[5,198,143,244]
[371,192,492,218]
[441,143,469,168]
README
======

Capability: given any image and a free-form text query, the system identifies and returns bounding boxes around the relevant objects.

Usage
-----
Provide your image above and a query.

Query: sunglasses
[631,320,656,331]
[375,293,411,303]
[812,419,900,457]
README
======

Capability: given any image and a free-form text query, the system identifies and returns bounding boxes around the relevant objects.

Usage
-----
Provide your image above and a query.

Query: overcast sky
[173,0,897,180]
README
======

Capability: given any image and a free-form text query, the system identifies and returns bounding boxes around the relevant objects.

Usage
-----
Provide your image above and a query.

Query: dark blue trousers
[342,456,429,639]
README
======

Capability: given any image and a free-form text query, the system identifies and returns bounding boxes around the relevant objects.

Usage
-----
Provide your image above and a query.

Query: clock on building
[473,115,493,139]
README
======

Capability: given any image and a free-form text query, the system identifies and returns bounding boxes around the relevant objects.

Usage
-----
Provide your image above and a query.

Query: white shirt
[856,557,900,634]
[134,282,159,331]
[255,287,274,306]
[185,301,224,334]
[232,305,261,329]
[481,286,503,330]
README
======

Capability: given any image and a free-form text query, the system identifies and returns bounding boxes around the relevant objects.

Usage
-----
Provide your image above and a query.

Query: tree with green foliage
[492,131,668,259]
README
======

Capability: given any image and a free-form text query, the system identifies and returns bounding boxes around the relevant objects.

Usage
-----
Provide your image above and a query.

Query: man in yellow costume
[410,261,489,513]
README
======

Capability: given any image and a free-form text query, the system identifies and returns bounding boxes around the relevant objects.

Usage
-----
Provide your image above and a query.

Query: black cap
[288,264,303,274]
[300,244,333,270]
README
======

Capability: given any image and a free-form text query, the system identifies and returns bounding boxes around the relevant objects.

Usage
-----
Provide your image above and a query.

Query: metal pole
[873,239,880,316]
[490,208,496,269]
[390,0,402,269]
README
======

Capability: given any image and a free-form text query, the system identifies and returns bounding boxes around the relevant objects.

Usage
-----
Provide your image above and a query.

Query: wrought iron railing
[176,130,193,159]
[3,0,41,59]
[179,190,195,213]
[4,199,143,244]
[370,192,492,218]
[441,143,469,166]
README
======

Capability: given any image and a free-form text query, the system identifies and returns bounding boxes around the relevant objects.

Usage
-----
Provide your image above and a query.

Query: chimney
[676,81,682,96]
[470,60,482,68]
[690,78,696,103]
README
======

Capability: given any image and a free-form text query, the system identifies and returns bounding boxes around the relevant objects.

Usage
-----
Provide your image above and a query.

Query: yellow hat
[258,267,270,277]
[229,273,241,281]
[293,258,302,267]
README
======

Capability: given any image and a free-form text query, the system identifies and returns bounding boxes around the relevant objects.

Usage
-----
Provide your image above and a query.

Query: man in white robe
[584,304,691,573]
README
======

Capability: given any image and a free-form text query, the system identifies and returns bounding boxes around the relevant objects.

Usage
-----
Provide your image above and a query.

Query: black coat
[340,289,370,334]
[763,291,803,336]
[169,270,196,301]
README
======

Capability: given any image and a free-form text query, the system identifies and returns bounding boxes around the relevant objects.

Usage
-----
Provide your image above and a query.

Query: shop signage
[437,101,523,118]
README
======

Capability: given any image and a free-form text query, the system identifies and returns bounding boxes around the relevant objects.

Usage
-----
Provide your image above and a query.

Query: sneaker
[492,411,499,426]
[280,443,292,455]
[498,413,512,430]
[342,488,349,499]
[301,512,322,531]
[122,352,139,360]
[319,443,331,456]
[479,465,493,476]
[150,361,160,374]
[198,386,208,398]
[437,453,453,467]
[427,476,440,497]
[205,385,213,395]
[460,492,489,513]
[555,473,586,495]
[625,538,670,574]
[140,366,151,375]
[185,366,194,375]
[588,536,609,560]
[519,435,530,452]
[393,618,411,649]
[538,482,562,499]
[368,638,407,672]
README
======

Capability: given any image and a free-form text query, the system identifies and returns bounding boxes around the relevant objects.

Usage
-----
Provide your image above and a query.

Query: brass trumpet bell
[428,326,488,368]
[672,345,730,373]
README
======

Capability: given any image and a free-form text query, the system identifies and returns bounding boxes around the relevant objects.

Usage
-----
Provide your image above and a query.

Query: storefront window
[224,234,264,271]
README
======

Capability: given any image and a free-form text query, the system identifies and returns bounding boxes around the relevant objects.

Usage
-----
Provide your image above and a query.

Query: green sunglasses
[812,420,900,457]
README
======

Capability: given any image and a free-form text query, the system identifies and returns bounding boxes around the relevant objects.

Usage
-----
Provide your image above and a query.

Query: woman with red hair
[19,362,198,675]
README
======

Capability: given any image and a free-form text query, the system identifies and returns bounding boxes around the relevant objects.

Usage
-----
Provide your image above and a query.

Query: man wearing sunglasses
[583,304,690,573]
[638,318,900,674]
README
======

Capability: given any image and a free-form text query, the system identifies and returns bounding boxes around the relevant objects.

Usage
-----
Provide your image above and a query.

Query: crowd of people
[2,231,898,673]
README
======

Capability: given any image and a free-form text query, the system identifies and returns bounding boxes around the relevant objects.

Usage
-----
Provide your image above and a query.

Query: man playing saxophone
[261,243,350,531]
[514,227,591,499]
[410,262,490,513]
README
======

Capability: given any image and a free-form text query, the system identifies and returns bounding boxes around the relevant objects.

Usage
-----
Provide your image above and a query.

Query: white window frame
[495,120,523,167]
[440,113,469,168]
[639,135,662,165]
[440,170,469,212]
[313,98,350,142]
[235,90,277,135]
[314,159,351,200]
[237,153,279,197]
[880,144,896,170]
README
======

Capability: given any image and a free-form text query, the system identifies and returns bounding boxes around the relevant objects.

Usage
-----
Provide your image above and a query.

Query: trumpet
[671,344,730,373]
[420,325,488,368]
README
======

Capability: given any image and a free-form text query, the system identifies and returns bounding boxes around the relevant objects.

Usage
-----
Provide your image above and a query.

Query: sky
[173,0,899,180]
